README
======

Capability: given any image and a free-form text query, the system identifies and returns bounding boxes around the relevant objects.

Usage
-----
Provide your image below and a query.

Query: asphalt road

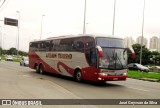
[0,61,159,108]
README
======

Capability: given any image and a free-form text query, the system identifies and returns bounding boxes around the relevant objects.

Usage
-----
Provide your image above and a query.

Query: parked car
[145,65,153,70]
[150,66,160,72]
[6,55,13,61]
[20,57,29,66]
[128,63,150,72]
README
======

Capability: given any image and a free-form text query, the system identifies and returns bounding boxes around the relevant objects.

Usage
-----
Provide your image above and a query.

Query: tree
[2,50,8,55]
[8,47,17,55]
[151,51,160,65]
[0,47,28,56]
[128,44,152,65]
[0,47,2,55]
[19,50,28,56]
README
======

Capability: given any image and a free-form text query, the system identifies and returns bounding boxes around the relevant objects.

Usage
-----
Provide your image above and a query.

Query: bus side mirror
[96,45,103,57]
[127,47,135,59]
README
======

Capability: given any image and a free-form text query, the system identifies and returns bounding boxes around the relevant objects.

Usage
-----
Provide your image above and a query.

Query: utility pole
[140,0,145,64]
[0,20,3,55]
[40,15,45,39]
[16,11,20,57]
[83,0,87,34]
[112,0,116,35]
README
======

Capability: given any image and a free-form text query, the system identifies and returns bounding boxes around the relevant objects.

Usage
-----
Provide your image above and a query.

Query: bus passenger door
[85,47,98,81]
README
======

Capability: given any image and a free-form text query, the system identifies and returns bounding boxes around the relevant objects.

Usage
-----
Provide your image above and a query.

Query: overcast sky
[0,0,160,51]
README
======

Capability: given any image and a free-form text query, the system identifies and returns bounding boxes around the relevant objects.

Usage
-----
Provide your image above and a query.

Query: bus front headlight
[99,73,108,76]
[123,72,127,76]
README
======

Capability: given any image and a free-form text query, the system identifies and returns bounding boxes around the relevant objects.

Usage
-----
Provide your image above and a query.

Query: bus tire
[75,70,82,82]
[35,64,40,73]
[39,64,44,74]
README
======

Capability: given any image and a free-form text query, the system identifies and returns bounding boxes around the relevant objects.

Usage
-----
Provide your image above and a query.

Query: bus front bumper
[97,73,127,81]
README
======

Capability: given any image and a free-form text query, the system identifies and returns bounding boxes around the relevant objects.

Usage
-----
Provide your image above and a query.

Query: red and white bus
[29,34,134,83]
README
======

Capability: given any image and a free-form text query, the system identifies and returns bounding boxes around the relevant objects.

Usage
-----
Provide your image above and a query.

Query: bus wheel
[39,64,44,74]
[36,65,40,73]
[75,70,82,82]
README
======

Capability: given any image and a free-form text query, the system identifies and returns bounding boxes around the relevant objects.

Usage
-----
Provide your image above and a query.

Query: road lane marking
[127,86,150,92]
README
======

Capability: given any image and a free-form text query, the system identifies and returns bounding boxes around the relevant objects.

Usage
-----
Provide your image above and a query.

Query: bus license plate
[113,78,118,80]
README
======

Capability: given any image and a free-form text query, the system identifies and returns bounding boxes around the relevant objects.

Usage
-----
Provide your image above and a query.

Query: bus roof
[30,34,123,42]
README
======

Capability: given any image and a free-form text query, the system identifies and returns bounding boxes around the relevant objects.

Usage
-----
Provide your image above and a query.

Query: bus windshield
[96,37,127,70]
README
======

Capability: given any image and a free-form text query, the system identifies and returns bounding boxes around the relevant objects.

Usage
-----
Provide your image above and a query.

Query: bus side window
[49,41,52,51]
[29,42,37,51]
[37,43,41,51]
[59,38,74,51]
[73,37,84,52]
[51,40,58,51]
[41,43,45,51]
[44,41,50,51]
[52,40,56,51]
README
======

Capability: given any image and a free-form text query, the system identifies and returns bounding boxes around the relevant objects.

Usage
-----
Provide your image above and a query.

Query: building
[158,37,160,52]
[124,37,135,47]
[136,36,148,48]
[149,36,158,51]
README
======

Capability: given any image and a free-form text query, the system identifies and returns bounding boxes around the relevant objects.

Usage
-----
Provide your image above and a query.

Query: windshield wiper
[111,49,117,68]
[112,49,124,69]
[116,52,124,69]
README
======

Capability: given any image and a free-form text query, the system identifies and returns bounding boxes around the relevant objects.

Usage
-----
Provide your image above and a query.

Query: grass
[128,70,160,81]
[0,56,6,60]
[13,57,21,62]
[0,56,21,62]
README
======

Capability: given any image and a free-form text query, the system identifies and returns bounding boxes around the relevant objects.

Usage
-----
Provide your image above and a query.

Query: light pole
[40,15,45,39]
[0,20,3,51]
[112,0,116,35]
[140,0,145,64]
[85,23,89,34]
[83,0,87,34]
[16,11,20,57]
[49,32,51,36]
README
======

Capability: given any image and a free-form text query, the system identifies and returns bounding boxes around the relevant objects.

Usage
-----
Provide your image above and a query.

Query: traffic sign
[4,17,18,26]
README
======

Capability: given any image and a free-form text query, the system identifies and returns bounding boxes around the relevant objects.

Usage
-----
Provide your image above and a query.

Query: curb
[139,78,159,82]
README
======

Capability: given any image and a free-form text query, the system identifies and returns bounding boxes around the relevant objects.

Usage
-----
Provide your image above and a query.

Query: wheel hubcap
[77,72,81,81]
